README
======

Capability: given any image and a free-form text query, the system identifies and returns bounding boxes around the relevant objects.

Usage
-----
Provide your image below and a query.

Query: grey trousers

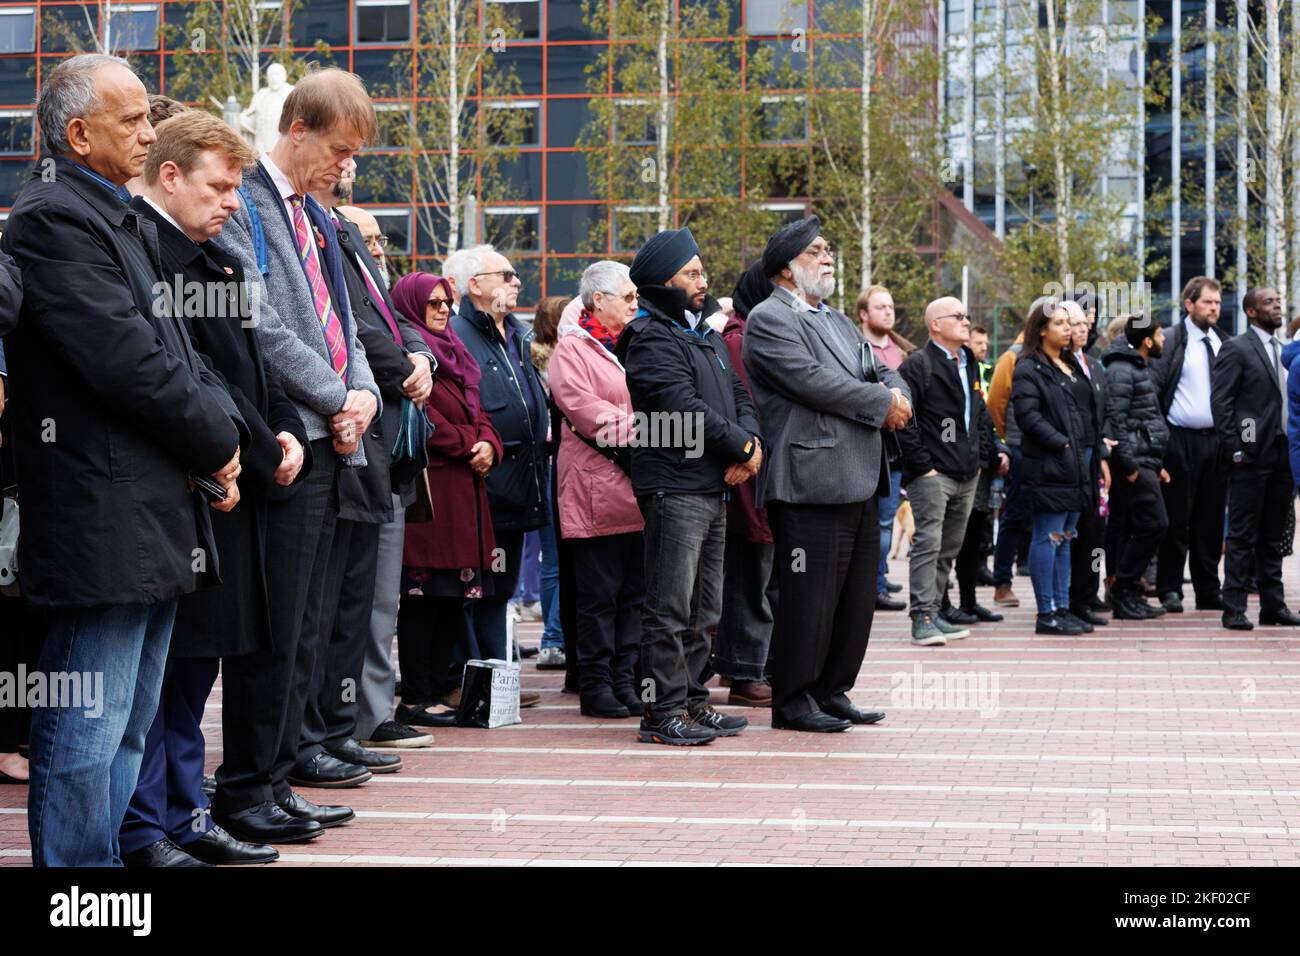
[356,493,404,740]
[907,472,979,614]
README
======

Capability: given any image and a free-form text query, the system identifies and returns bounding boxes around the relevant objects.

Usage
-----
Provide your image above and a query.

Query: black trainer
[1036,612,1083,635]
[690,706,748,737]
[358,720,433,749]
[637,713,717,746]
[1056,609,1094,633]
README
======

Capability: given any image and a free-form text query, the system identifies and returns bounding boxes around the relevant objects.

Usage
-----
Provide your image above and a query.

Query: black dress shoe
[976,566,996,586]
[287,751,372,789]
[771,709,852,733]
[1057,610,1093,633]
[1035,613,1082,635]
[327,738,403,773]
[1069,605,1108,626]
[185,824,279,865]
[122,838,212,868]
[941,605,979,626]
[1160,592,1184,613]
[875,591,906,611]
[965,604,1004,623]
[1195,594,1225,611]
[279,791,355,829]
[820,702,885,724]
[1260,607,1300,626]
[1222,611,1254,631]
[580,687,630,718]
[884,580,903,593]
[397,702,458,727]
[214,801,323,844]
[615,686,644,714]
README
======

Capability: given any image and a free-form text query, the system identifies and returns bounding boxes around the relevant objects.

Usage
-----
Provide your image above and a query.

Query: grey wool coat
[742,284,908,508]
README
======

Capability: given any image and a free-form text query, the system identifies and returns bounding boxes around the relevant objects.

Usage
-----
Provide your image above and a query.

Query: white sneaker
[537,646,567,669]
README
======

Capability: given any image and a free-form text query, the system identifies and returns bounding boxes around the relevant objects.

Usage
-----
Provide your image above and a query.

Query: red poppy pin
[313,225,326,250]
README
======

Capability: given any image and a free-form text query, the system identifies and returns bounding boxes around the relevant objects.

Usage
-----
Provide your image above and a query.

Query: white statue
[239,63,294,154]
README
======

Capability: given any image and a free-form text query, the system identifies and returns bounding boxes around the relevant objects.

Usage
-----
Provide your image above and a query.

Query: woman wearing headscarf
[548,261,645,717]
[390,273,504,726]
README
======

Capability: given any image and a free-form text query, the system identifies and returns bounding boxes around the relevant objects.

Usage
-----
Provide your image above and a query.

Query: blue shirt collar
[930,338,966,366]
[68,161,133,204]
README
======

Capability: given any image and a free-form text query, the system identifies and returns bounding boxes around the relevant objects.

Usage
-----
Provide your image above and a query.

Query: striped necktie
[290,195,347,378]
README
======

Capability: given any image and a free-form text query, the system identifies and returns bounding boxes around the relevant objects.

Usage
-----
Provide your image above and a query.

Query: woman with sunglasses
[389,273,504,726]
[1011,297,1105,635]
[548,261,646,718]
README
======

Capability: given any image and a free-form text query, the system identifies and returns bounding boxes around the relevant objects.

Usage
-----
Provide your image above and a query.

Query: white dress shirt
[1167,319,1220,429]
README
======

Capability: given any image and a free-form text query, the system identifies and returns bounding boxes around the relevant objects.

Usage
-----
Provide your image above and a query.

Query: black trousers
[571,532,644,697]
[954,504,988,610]
[213,439,337,815]
[767,498,879,722]
[1223,435,1292,616]
[396,593,462,705]
[1069,505,1106,608]
[1113,466,1171,591]
[300,517,381,759]
[0,594,44,753]
[1157,425,1227,601]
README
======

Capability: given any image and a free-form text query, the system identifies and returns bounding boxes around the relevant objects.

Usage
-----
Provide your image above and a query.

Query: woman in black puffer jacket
[1011,298,1105,635]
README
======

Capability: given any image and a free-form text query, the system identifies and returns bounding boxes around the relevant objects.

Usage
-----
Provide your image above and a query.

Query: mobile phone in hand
[191,474,228,502]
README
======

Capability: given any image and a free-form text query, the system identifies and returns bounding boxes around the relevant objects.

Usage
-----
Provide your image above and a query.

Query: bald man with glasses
[897,296,1002,646]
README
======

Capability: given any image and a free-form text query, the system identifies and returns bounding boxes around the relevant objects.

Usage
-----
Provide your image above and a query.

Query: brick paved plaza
[5,568,1300,868]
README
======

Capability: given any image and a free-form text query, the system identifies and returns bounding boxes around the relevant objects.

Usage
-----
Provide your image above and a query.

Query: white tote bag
[456,614,523,728]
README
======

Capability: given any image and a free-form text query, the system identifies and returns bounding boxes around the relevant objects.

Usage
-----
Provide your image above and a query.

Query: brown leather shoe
[520,690,542,708]
[727,679,773,707]
[728,681,772,707]
[993,585,1019,607]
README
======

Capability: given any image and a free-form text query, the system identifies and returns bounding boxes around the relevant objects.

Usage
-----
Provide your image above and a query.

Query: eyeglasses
[800,244,835,260]
[474,269,519,284]
[935,313,970,323]
[364,234,390,249]
[598,291,638,304]
[680,270,708,283]
[427,297,452,311]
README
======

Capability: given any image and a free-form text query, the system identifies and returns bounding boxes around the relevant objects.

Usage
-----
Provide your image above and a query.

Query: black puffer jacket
[616,284,761,497]
[1101,338,1169,475]
[1011,352,1101,513]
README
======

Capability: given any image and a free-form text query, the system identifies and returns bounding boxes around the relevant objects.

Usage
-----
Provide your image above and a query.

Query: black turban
[629,227,699,287]
[761,215,822,278]
[730,260,773,319]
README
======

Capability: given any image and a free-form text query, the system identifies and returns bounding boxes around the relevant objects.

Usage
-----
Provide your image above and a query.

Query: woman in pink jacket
[549,261,645,718]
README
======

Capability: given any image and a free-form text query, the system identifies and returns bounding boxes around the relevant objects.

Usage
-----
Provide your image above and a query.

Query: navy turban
[761,215,822,278]
[629,227,700,287]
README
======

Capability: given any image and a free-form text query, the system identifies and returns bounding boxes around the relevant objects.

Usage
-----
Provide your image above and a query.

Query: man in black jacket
[122,110,305,867]
[1101,316,1171,619]
[449,245,547,707]
[1211,287,1300,630]
[3,55,243,866]
[899,296,1003,646]
[1150,276,1229,613]
[616,227,763,745]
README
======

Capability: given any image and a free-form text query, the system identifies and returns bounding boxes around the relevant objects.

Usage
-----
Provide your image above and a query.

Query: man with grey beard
[743,217,912,732]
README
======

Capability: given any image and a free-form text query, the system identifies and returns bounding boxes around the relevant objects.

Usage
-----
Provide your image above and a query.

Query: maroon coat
[722,314,773,545]
[403,377,504,571]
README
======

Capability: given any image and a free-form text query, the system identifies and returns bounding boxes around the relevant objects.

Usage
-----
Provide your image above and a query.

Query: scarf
[391,272,482,415]
[579,307,619,353]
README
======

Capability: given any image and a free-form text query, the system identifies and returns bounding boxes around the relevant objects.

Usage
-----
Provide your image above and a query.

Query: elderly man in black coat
[118,110,312,867]
[1,54,243,867]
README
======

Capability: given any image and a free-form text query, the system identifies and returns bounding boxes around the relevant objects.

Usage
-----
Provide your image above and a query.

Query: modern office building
[938,0,1249,324]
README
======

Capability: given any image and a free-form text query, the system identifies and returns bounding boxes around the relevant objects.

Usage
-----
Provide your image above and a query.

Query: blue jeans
[1029,511,1080,613]
[993,446,1028,586]
[538,516,563,649]
[877,470,903,592]
[515,532,542,604]
[27,599,178,866]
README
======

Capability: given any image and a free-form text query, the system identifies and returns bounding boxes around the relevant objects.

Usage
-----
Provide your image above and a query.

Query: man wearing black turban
[615,228,765,745]
[743,217,913,732]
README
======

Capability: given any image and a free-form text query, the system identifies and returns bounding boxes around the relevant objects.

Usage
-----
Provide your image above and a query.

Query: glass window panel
[369,207,412,255]
[546,151,591,200]
[746,0,808,36]
[0,58,35,105]
[485,102,540,146]
[547,43,602,95]
[355,0,411,44]
[485,206,541,252]
[109,4,159,52]
[0,110,34,155]
[0,8,35,54]
[547,0,600,41]
[40,4,95,52]
[488,0,541,40]
[545,203,599,253]
[292,0,347,46]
